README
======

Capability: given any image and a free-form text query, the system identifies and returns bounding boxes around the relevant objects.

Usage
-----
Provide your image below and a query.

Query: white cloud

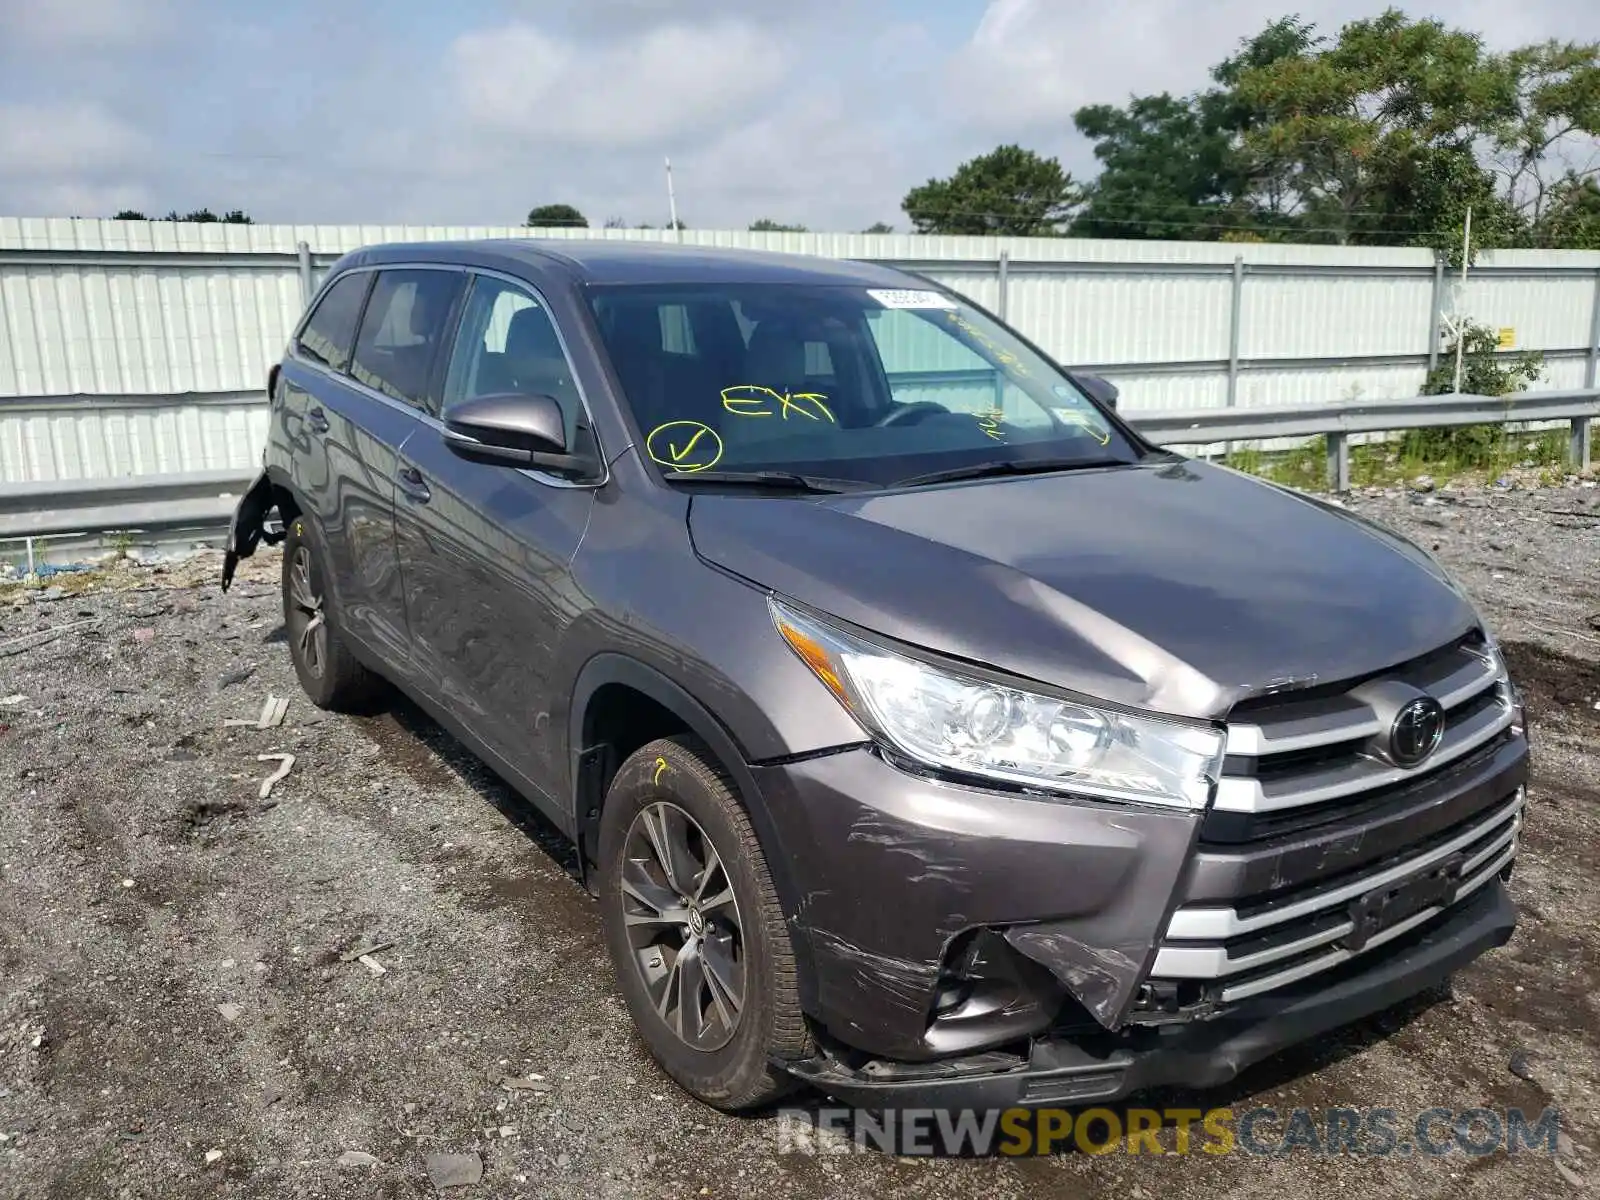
[448,19,788,149]
[0,102,148,177]
[0,0,171,46]
[3,1,1598,227]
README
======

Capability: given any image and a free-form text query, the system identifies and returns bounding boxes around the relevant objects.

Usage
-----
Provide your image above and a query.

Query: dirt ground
[0,481,1596,1199]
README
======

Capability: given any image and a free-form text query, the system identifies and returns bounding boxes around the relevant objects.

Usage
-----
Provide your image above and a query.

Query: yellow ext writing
[721,385,836,423]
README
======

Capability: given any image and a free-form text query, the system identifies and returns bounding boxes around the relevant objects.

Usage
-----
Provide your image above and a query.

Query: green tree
[1535,174,1600,248]
[1486,40,1600,232]
[1071,18,1318,240]
[1229,9,1517,246]
[1072,94,1237,239]
[902,145,1078,235]
[749,218,808,232]
[112,209,149,221]
[1067,12,1599,251]
[160,209,253,224]
[861,221,894,234]
[526,204,588,227]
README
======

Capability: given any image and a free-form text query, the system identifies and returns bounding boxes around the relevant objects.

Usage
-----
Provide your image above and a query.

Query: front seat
[742,319,811,398]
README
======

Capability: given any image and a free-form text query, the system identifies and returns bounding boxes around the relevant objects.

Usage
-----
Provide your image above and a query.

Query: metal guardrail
[0,389,1593,552]
[1133,388,1598,489]
[0,469,255,541]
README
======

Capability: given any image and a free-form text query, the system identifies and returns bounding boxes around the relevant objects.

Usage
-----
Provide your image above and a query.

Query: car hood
[687,460,1481,720]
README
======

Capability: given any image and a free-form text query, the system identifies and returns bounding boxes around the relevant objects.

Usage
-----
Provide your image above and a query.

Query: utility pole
[665,158,682,244]
[1450,207,1473,394]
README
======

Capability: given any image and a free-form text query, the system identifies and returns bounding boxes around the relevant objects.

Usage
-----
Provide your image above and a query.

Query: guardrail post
[296,241,314,307]
[996,250,1010,321]
[1572,417,1593,474]
[1326,432,1350,492]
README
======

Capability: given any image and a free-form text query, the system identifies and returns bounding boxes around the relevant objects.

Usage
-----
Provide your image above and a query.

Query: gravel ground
[1,482,1596,1199]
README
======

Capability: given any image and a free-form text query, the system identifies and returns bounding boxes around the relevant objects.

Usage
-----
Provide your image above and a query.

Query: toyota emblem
[1390,696,1446,767]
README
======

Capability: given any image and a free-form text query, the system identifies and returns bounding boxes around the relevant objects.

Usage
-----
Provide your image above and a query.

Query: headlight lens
[770,597,1225,810]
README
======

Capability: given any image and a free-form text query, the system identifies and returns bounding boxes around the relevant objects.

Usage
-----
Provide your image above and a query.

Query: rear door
[278,268,410,666]
[278,265,464,669]
[393,272,598,801]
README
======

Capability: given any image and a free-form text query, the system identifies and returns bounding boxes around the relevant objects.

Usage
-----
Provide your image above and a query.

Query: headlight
[770,597,1225,810]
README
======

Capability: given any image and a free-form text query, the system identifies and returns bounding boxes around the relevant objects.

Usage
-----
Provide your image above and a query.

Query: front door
[394,273,597,802]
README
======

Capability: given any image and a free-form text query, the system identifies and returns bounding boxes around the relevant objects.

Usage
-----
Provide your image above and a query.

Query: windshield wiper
[660,469,876,494]
[891,457,1122,489]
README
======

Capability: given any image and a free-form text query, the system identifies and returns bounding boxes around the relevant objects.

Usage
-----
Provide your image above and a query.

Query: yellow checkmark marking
[646,421,724,472]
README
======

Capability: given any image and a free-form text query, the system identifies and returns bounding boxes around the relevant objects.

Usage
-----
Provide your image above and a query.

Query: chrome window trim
[285,261,610,491]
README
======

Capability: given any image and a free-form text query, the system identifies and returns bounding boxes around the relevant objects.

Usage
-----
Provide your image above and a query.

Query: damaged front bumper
[750,739,1524,1107]
[784,880,1515,1110]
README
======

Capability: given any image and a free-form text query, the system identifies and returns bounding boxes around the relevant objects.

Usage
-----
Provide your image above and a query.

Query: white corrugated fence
[2,217,1599,484]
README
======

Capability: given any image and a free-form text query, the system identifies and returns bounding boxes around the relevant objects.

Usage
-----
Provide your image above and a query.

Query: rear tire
[599,735,812,1111]
[281,516,379,711]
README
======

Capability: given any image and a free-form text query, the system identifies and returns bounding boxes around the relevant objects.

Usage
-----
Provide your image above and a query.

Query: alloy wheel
[287,546,328,679]
[619,802,746,1052]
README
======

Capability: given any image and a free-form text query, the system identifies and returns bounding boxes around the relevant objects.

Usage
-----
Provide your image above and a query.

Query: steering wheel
[874,401,950,428]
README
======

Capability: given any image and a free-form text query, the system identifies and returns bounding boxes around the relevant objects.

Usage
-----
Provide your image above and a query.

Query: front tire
[281,517,378,711]
[599,735,812,1111]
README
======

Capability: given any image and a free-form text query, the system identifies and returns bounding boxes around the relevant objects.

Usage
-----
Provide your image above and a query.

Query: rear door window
[296,272,372,373]
[350,269,468,413]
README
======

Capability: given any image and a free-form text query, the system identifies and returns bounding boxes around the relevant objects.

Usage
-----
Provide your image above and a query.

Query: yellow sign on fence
[1497,327,1517,349]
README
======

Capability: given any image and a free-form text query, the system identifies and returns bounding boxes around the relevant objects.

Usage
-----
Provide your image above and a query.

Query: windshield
[585,282,1146,487]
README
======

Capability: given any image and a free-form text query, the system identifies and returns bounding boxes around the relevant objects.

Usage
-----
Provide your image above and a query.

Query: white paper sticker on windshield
[866,288,959,310]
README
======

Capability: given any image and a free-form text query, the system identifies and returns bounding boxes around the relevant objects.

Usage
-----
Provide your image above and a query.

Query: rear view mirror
[1071,372,1119,411]
[443,393,594,476]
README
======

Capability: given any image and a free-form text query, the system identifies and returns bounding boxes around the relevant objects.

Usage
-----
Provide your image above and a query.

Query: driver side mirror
[443,393,595,477]
[1071,372,1119,411]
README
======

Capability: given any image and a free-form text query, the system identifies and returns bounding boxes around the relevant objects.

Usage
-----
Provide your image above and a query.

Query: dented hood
[687,460,1479,719]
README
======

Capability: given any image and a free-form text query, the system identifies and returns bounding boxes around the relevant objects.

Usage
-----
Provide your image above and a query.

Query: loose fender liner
[221,470,287,592]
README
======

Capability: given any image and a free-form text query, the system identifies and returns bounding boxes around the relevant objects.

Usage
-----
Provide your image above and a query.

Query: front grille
[1151,791,1522,1002]
[1143,633,1526,1007]
[1212,635,1516,822]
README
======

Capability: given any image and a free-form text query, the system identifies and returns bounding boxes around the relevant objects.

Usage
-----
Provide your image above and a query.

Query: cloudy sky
[2,0,1595,230]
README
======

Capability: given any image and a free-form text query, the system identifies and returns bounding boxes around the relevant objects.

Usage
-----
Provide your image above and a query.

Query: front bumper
[751,731,1526,1076]
[783,879,1516,1110]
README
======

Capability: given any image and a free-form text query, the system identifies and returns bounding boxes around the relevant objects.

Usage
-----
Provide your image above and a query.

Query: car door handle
[307,407,330,434]
[397,466,432,504]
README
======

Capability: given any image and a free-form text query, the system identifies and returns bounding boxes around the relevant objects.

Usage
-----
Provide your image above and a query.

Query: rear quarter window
[297,272,371,373]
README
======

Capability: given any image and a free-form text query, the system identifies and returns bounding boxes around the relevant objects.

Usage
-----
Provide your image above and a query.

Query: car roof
[348,237,923,288]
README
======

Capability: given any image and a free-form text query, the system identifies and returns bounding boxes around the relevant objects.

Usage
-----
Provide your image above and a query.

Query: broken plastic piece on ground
[339,941,394,963]
[256,753,295,799]
[226,694,289,730]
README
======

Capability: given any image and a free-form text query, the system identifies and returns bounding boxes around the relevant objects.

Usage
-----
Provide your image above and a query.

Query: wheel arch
[569,653,819,1011]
